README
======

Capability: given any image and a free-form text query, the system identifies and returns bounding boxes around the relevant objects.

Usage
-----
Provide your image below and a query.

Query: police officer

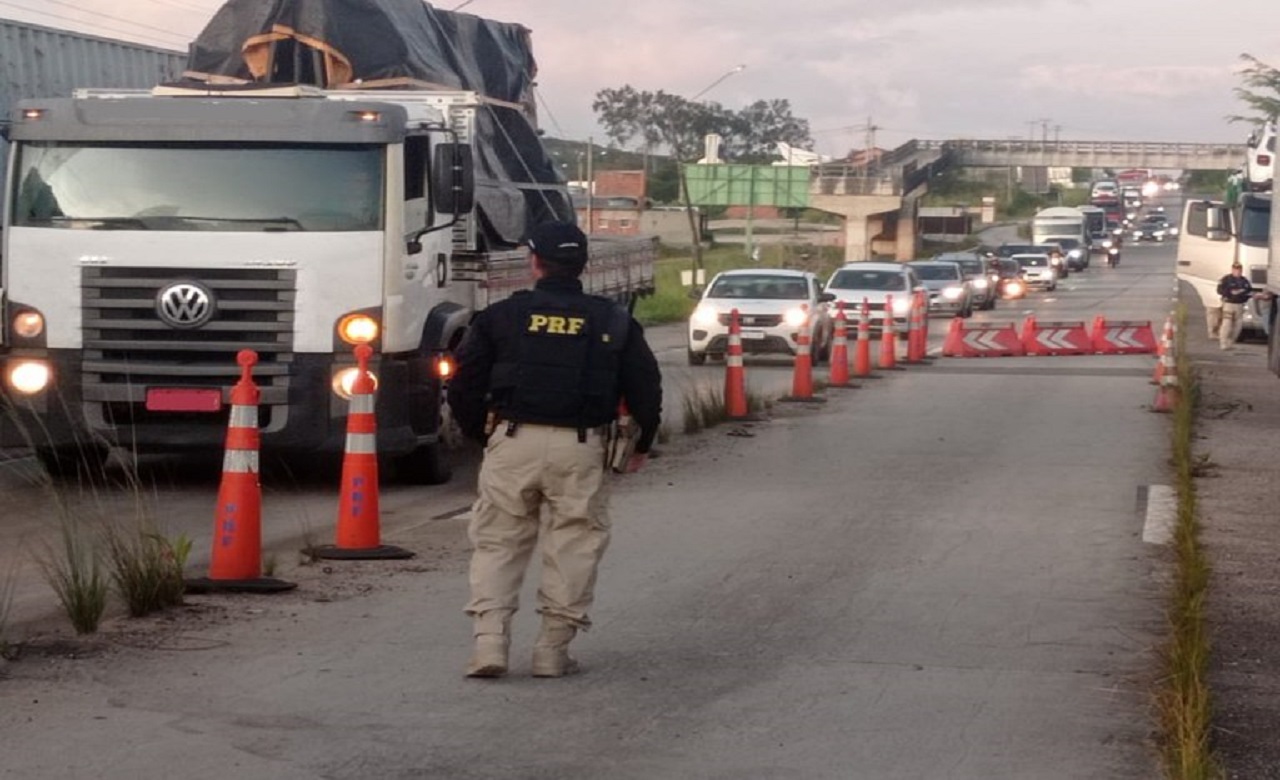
[1217,261,1254,350]
[447,220,662,679]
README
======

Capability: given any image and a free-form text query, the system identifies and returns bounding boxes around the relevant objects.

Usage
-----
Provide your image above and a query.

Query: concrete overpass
[809,138,1245,261]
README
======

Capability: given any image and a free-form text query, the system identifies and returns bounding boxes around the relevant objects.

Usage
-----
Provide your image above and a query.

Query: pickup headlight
[1068,249,1082,259]
[691,305,719,326]
[971,278,989,290]
[783,307,808,328]
[892,297,912,315]
[942,286,964,300]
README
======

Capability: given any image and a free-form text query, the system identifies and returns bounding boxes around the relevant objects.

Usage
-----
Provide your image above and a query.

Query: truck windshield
[10,142,383,231]
[1239,201,1270,247]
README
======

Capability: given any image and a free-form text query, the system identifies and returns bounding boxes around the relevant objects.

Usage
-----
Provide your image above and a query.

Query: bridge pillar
[810,193,902,262]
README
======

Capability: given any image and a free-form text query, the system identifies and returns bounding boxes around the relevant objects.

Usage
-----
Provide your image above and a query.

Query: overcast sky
[5,0,1277,156]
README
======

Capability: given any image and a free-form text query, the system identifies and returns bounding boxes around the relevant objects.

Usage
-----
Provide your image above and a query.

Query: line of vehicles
[686,204,1131,365]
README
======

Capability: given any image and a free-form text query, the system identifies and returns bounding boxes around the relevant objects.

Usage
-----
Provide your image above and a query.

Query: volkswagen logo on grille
[155,282,215,329]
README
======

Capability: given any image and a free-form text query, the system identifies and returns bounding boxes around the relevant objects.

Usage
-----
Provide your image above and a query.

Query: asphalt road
[1,202,1184,778]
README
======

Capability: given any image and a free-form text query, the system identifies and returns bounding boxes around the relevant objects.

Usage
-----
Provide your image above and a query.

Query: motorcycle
[1107,247,1121,268]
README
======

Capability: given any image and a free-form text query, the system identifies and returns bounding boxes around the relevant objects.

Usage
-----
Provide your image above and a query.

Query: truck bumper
[0,350,434,457]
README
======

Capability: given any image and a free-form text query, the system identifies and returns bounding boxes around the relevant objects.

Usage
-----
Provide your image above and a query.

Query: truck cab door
[1177,199,1236,308]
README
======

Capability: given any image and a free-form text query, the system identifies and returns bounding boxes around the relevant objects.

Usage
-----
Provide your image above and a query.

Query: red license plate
[145,388,223,413]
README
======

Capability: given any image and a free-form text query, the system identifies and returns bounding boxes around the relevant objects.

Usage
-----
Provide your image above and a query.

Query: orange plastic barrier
[941,318,1024,357]
[1021,315,1092,356]
[1092,316,1157,355]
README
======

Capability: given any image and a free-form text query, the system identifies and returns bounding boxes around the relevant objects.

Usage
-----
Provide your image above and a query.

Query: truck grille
[80,267,296,411]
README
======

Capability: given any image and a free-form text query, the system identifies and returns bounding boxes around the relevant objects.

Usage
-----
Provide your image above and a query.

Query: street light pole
[683,65,746,277]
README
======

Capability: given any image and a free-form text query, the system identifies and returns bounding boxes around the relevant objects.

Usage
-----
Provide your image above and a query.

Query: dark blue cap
[526,221,588,266]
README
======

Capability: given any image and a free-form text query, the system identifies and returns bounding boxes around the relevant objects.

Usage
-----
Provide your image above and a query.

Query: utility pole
[1053,124,1062,144]
[1027,120,1037,143]
[1039,118,1052,144]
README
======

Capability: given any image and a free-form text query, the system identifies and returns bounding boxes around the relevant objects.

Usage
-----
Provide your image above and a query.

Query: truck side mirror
[432,143,475,215]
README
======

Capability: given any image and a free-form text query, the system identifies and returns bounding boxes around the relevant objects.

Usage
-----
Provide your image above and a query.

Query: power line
[40,0,197,40]
[0,0,189,47]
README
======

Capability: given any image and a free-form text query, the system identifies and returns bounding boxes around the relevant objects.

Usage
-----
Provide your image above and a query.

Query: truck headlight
[13,311,44,339]
[338,314,380,345]
[783,307,808,328]
[7,360,51,395]
[331,366,379,400]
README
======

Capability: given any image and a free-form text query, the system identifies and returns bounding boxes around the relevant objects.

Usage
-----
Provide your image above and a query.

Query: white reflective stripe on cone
[223,449,260,474]
[229,405,257,428]
[726,354,744,368]
[796,343,810,355]
[345,432,377,454]
[349,394,375,414]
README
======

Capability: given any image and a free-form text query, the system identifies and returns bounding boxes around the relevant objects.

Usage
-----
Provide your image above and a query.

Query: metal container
[0,18,187,209]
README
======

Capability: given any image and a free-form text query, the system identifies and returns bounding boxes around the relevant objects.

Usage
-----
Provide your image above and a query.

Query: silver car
[907,261,974,317]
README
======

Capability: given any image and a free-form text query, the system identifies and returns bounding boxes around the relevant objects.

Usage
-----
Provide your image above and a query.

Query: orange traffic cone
[317,344,414,560]
[1152,328,1176,385]
[827,303,855,388]
[186,350,295,594]
[1156,314,1175,357]
[941,316,966,357]
[1152,371,1179,413]
[724,308,751,419]
[782,310,822,402]
[854,298,873,378]
[879,294,900,370]
[906,290,928,364]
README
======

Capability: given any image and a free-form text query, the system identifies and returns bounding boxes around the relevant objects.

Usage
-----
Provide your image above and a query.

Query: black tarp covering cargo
[185,0,572,247]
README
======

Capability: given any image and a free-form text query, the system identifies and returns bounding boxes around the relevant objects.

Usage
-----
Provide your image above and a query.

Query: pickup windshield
[11,142,384,231]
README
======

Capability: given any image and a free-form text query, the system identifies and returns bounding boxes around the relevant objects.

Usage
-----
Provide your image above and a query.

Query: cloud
[1019,64,1233,100]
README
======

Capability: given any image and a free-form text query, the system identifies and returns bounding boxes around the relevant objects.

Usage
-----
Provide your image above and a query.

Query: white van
[1246,122,1276,193]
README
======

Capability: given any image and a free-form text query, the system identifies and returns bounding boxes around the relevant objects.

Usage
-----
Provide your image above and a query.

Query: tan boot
[466,610,513,678]
[531,617,580,678]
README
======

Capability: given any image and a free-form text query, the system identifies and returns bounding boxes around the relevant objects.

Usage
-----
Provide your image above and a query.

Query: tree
[1228,54,1280,126]
[592,86,815,270]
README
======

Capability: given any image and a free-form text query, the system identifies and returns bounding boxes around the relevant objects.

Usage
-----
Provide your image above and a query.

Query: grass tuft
[1155,304,1221,780]
[37,511,109,635]
[680,383,767,434]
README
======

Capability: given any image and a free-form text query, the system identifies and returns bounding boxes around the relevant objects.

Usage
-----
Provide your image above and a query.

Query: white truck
[0,75,655,482]
[1175,194,1271,341]
[1031,206,1087,275]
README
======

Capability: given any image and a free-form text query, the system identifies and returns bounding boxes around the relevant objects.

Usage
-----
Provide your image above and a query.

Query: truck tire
[394,442,452,486]
[35,445,110,481]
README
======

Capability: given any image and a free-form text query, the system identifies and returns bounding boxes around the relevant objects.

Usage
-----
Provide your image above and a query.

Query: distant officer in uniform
[1217,261,1254,350]
[447,220,662,679]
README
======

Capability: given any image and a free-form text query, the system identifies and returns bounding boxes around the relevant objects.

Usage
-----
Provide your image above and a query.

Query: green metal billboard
[684,164,810,208]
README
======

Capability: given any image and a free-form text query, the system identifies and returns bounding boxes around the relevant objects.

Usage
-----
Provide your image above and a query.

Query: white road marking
[1143,485,1176,545]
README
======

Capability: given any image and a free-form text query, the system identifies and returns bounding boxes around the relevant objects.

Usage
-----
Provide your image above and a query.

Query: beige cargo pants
[466,423,611,629]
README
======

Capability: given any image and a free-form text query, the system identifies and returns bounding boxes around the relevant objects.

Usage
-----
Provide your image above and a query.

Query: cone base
[314,544,415,560]
[825,381,860,389]
[185,576,298,594]
[779,395,827,404]
[726,411,768,422]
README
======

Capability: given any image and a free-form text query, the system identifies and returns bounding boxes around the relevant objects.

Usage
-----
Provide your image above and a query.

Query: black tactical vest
[489,288,629,430]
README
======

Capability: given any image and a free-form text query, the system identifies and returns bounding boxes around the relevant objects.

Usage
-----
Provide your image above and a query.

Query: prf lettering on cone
[185,349,296,594]
[318,344,414,561]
